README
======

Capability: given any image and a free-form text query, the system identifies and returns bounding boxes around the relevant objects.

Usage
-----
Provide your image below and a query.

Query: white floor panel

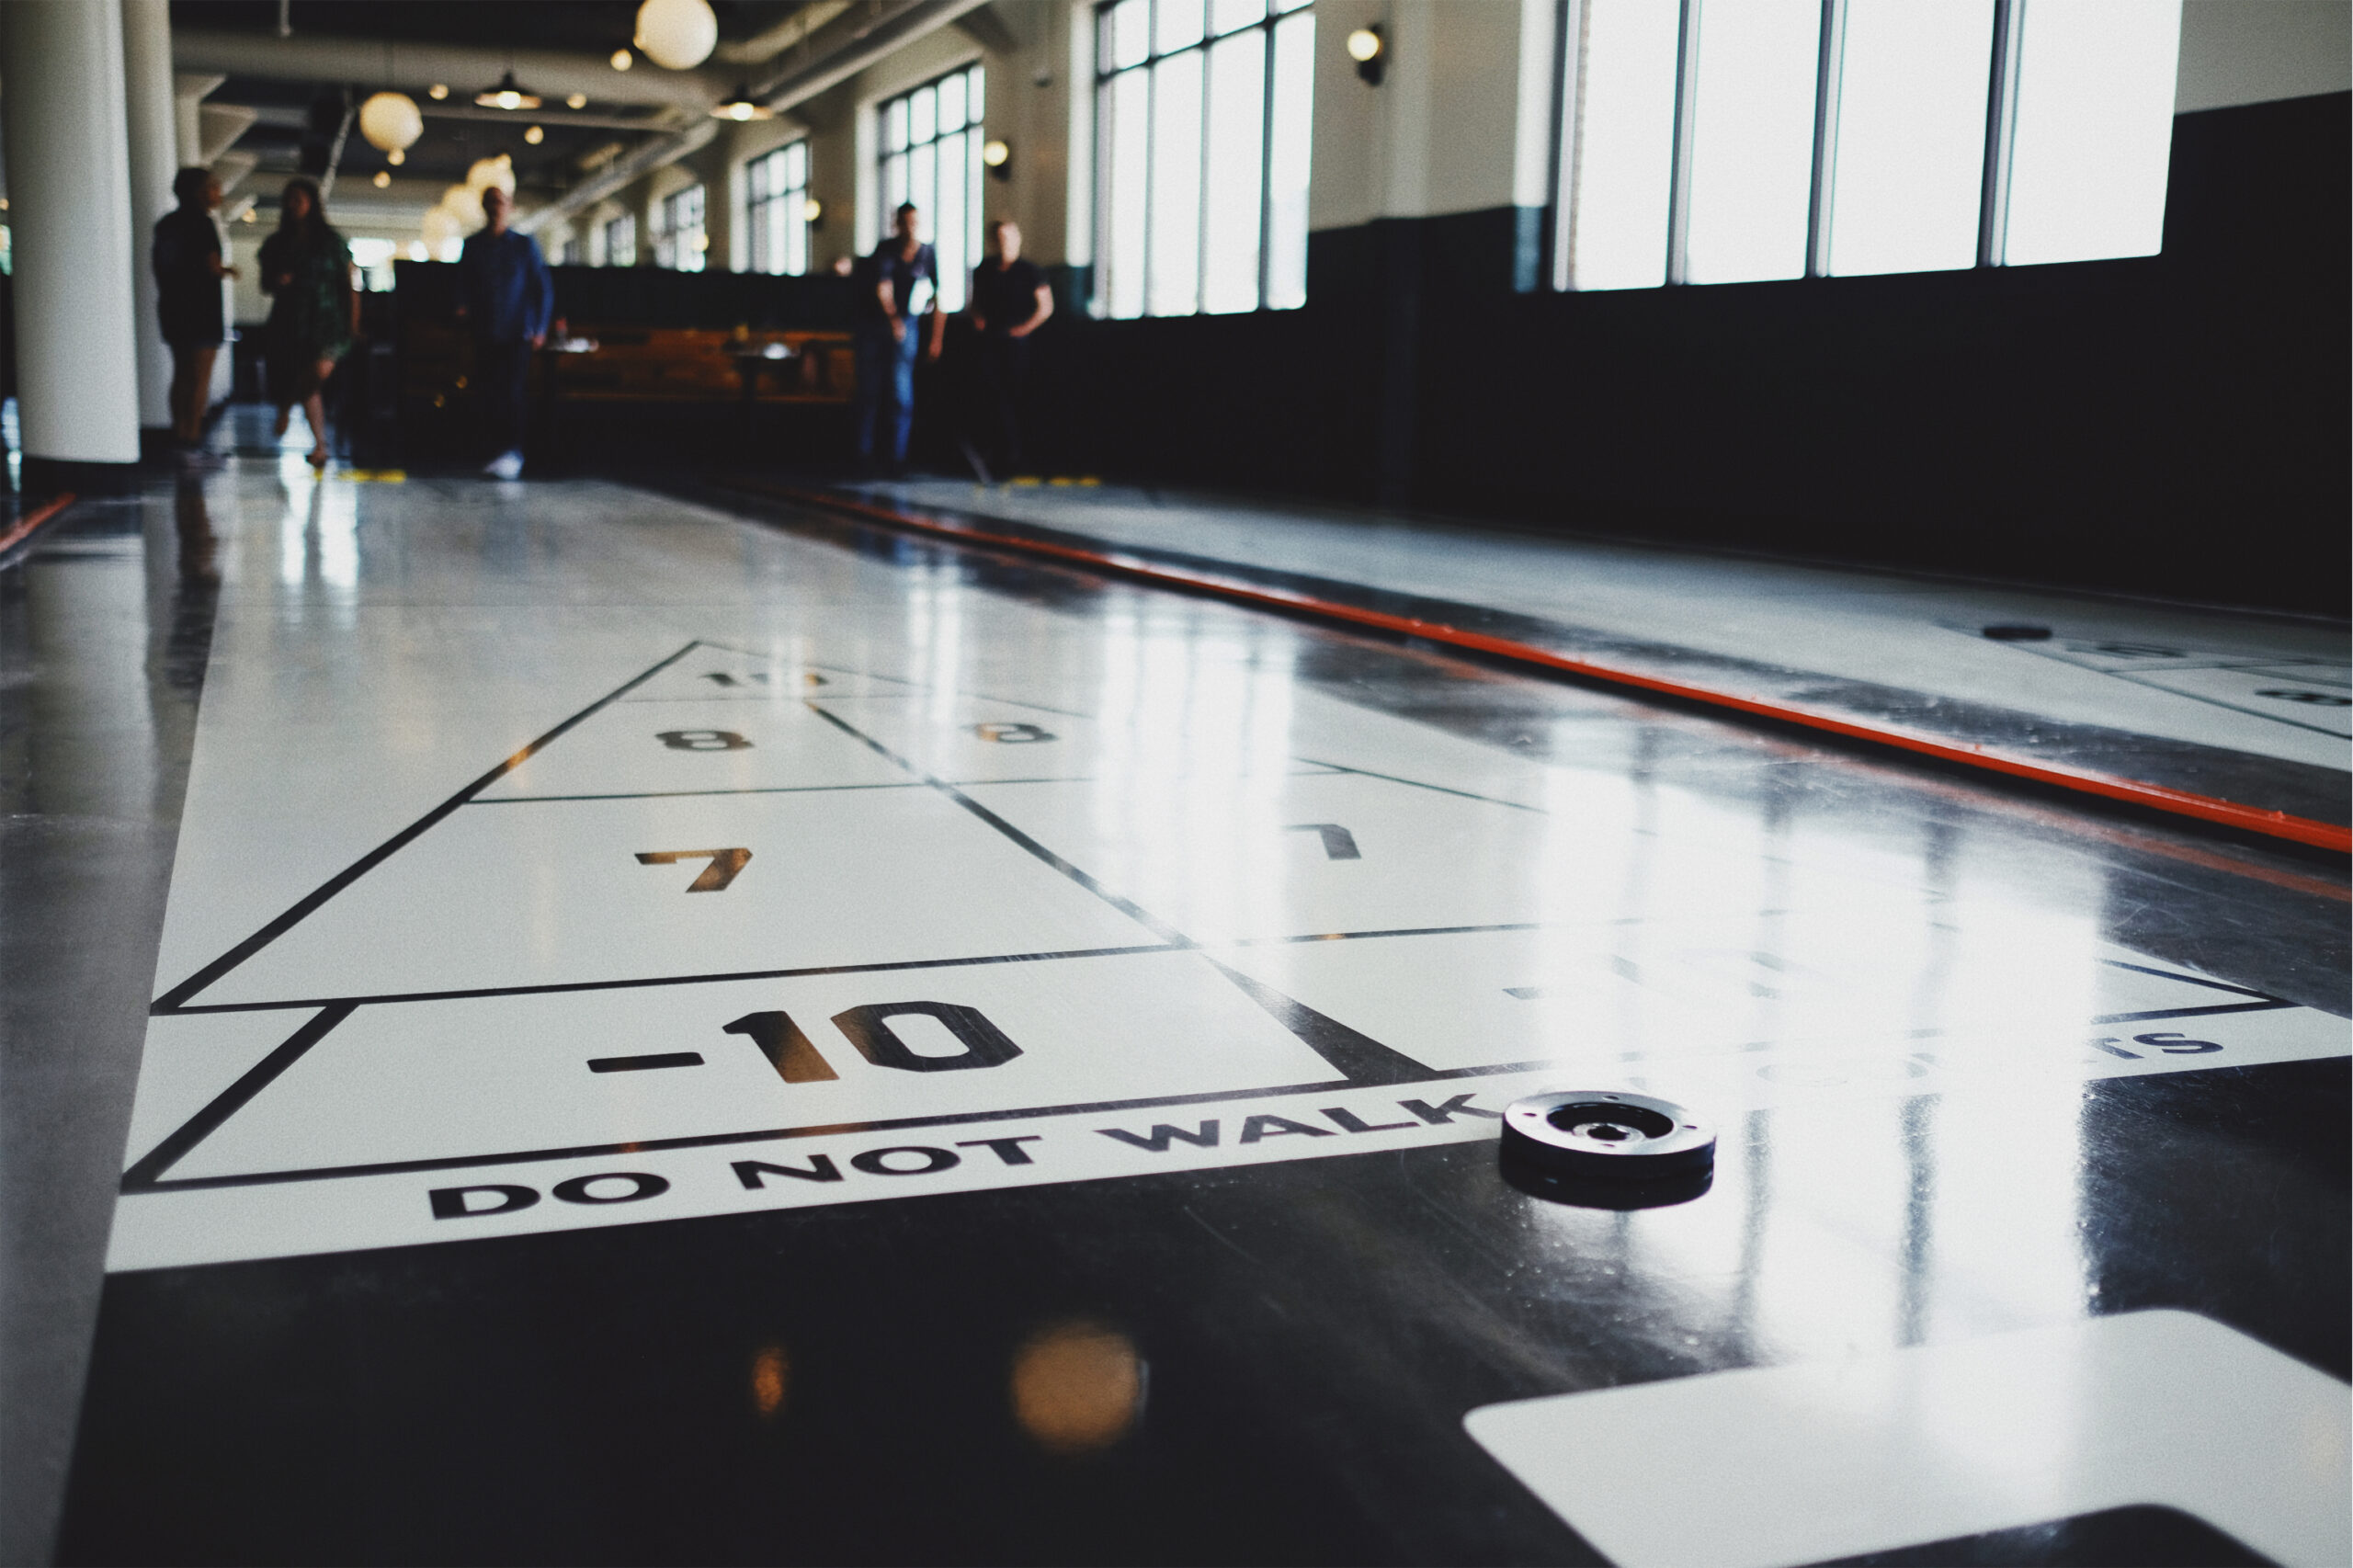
[199,784,1165,1006]
[111,474,2350,1272]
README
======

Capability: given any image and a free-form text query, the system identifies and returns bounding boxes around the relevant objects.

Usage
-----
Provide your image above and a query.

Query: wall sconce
[982,139,1011,182]
[801,198,824,227]
[1347,25,1385,86]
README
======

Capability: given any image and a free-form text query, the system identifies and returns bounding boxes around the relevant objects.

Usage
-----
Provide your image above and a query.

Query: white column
[1,1,142,466]
[123,0,178,436]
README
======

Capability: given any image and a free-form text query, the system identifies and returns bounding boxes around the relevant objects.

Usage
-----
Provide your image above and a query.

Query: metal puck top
[1501,1091,1715,1182]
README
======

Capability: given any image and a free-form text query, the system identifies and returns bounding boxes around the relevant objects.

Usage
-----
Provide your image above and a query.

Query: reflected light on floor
[1009,1320,1143,1454]
[750,1344,788,1418]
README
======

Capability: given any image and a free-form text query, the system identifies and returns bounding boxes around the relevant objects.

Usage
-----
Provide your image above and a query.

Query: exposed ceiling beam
[418,103,686,133]
[172,31,727,111]
[714,0,855,64]
[514,119,720,233]
[748,0,995,110]
[953,6,1024,58]
[514,0,995,236]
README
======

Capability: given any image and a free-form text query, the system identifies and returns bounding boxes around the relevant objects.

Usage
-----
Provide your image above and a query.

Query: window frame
[1549,0,2167,291]
[747,141,813,277]
[652,184,709,272]
[602,211,637,268]
[1090,0,1316,320]
[874,62,985,312]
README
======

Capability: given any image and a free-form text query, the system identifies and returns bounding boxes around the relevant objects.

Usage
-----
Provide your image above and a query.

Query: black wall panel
[1019,92,2347,615]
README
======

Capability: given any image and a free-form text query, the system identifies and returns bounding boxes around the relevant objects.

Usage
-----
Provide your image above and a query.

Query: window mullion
[1195,41,1211,315]
[1664,0,1701,286]
[1805,0,1846,278]
[1975,0,2021,268]
[1257,16,1278,308]
[1548,0,1583,293]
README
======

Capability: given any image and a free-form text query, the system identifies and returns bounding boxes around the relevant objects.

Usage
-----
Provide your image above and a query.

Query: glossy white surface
[873,478,2353,769]
[1465,1309,2350,1568]
[108,472,2349,1270]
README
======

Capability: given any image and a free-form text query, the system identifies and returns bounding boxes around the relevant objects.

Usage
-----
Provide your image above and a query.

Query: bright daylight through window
[879,64,983,312]
[1556,0,2184,291]
[748,142,812,276]
[652,183,707,271]
[1094,0,1315,319]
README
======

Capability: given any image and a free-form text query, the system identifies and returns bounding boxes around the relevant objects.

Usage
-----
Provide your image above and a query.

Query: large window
[602,212,636,267]
[1093,0,1314,319]
[878,64,983,312]
[748,142,812,276]
[652,184,707,271]
[1555,0,2182,290]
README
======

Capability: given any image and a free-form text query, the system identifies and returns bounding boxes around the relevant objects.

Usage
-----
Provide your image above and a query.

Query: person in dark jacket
[151,166,236,450]
[852,202,945,473]
[967,219,1052,478]
[257,176,358,471]
[455,185,553,480]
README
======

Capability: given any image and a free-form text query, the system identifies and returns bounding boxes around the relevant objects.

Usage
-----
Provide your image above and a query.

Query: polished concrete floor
[831,476,2349,838]
[5,450,2346,1564]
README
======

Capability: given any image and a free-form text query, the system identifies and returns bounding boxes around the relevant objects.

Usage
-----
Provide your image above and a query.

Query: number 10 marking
[723,1003,1022,1083]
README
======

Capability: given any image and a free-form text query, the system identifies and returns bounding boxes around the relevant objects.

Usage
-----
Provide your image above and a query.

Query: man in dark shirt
[152,167,235,451]
[853,202,944,473]
[456,186,553,480]
[967,219,1053,478]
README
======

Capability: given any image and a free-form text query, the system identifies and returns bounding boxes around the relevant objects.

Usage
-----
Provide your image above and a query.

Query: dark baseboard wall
[1017,92,2348,617]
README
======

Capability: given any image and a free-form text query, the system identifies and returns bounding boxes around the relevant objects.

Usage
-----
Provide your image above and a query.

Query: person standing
[852,202,944,474]
[455,185,552,481]
[967,219,1052,478]
[258,176,358,471]
[151,166,236,455]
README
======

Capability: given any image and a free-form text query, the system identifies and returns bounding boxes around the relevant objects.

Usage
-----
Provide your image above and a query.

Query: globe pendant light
[358,91,423,155]
[465,154,516,197]
[635,0,718,70]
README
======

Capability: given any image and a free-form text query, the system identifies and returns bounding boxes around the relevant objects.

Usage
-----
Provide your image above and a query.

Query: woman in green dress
[258,176,358,470]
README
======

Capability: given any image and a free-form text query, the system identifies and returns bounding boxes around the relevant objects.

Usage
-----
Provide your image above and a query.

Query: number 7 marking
[635,847,752,892]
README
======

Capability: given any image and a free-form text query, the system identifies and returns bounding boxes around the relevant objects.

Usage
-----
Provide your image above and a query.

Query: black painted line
[151,641,709,1013]
[587,1052,705,1073]
[120,1004,358,1188]
[470,781,935,803]
[807,703,1443,1085]
[2087,1000,2297,1026]
[1295,757,1551,813]
[126,1055,1576,1194]
[2105,669,2353,741]
[806,704,1195,947]
[2097,959,2287,1000]
[160,942,1190,1014]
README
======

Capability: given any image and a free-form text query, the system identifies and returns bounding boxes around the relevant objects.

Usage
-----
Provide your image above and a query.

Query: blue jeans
[853,322,920,464]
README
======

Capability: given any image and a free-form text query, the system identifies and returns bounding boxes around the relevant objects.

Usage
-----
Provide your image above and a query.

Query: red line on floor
[0,492,77,557]
[777,486,2352,856]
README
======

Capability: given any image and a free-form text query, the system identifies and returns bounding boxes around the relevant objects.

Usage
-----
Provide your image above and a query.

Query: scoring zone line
[126,639,2309,1204]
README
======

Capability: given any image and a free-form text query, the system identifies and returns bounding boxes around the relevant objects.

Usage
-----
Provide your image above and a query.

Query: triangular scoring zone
[151,641,933,1012]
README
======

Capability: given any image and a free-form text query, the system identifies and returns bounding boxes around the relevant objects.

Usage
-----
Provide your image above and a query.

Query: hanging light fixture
[371,170,392,188]
[475,70,542,111]
[465,154,517,197]
[635,0,719,70]
[710,85,772,122]
[358,91,423,155]
[386,148,405,166]
[610,49,634,71]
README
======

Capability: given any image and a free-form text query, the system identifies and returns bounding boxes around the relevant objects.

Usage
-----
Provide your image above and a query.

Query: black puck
[1500,1092,1715,1182]
[1980,624,2053,641]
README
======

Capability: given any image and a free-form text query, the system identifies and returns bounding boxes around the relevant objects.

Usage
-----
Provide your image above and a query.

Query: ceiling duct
[172,31,725,111]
